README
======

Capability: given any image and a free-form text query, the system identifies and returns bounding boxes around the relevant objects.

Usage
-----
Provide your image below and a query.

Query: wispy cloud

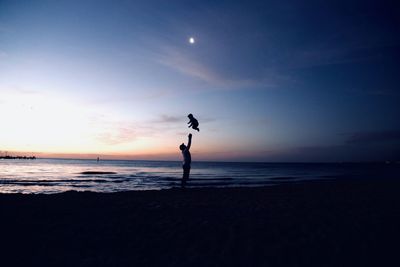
[285,45,379,70]
[0,86,38,95]
[0,50,7,58]
[0,23,12,34]
[91,114,187,146]
[155,45,280,89]
[346,130,400,145]
[96,125,137,145]
[152,114,216,125]
[365,89,400,97]
[153,114,183,124]
[87,115,137,146]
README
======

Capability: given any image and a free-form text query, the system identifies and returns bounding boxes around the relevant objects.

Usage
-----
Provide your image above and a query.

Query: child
[187,113,200,132]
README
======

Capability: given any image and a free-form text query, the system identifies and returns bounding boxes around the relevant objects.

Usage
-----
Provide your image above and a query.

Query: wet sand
[1,179,400,266]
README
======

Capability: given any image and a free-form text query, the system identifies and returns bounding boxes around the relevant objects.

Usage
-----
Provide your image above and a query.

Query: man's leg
[182,167,190,187]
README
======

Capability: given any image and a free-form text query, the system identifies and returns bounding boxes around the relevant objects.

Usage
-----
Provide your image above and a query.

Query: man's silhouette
[179,133,192,187]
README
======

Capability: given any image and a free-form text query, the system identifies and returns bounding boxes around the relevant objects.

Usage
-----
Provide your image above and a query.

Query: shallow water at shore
[0,158,398,193]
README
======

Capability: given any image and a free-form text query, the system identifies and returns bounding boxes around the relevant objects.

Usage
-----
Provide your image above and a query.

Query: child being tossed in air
[187,113,200,132]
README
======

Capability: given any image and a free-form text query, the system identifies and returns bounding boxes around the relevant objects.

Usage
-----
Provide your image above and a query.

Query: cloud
[0,22,12,33]
[96,125,137,145]
[200,117,216,123]
[87,115,137,146]
[152,114,216,126]
[0,50,7,58]
[346,130,400,145]
[153,114,183,124]
[277,143,400,162]
[155,43,396,92]
[155,45,279,89]
[91,114,185,146]
[365,89,400,97]
[284,45,379,70]
[0,86,38,95]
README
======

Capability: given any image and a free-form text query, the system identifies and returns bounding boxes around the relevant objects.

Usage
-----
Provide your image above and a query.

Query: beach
[1,179,400,266]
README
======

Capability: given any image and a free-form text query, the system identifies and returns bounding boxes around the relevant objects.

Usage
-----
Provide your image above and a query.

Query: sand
[1,179,400,266]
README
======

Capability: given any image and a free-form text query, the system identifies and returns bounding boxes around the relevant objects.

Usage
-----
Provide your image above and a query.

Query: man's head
[188,113,193,119]
[179,143,186,151]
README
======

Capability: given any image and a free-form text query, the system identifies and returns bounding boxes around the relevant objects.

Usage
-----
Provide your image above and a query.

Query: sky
[0,0,399,162]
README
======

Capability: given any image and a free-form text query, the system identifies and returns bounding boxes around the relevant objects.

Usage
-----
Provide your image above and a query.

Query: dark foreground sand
[1,179,400,266]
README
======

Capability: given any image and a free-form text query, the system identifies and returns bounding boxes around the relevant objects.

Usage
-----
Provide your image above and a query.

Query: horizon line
[7,156,399,165]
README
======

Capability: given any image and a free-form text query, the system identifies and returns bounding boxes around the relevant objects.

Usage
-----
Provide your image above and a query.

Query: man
[179,133,192,187]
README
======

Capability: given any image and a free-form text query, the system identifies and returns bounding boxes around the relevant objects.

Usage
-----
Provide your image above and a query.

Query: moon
[189,37,195,44]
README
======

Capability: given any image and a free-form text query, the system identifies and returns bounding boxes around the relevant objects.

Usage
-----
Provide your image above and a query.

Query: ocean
[0,158,398,194]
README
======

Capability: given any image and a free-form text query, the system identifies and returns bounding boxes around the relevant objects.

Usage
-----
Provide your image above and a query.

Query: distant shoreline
[0,155,36,160]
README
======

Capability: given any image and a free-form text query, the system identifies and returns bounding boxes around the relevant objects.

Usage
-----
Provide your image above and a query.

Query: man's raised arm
[187,133,192,150]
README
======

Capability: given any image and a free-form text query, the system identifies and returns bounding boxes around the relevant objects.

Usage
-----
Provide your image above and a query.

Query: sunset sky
[0,0,399,161]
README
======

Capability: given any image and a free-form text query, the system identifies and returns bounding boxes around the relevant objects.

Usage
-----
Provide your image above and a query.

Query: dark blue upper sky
[0,0,399,161]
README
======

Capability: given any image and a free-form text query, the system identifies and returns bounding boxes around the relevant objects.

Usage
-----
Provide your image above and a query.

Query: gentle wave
[0,159,398,193]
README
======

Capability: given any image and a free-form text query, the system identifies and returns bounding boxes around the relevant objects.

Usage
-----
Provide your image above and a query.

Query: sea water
[0,158,398,194]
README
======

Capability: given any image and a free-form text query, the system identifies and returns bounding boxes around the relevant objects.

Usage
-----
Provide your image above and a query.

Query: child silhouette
[187,113,200,132]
